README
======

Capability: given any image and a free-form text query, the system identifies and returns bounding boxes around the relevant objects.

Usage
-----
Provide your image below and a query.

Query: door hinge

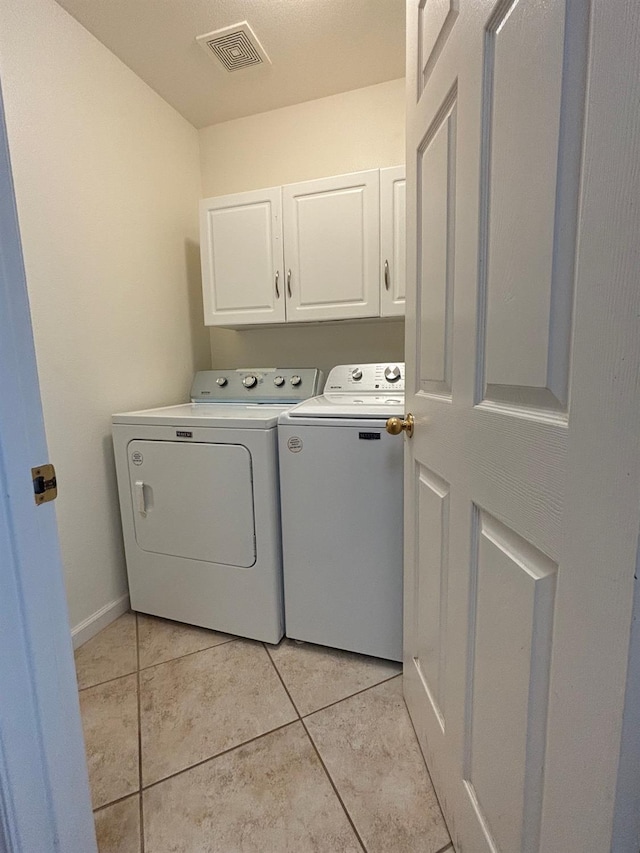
[31,464,57,505]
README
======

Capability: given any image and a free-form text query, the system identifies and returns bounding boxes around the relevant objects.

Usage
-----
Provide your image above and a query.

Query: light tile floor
[75,613,452,853]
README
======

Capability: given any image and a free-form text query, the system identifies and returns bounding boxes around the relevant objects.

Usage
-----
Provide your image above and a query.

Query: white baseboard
[71,593,130,650]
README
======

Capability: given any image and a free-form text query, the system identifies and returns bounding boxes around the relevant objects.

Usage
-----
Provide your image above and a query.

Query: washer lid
[112,402,291,429]
[287,394,405,419]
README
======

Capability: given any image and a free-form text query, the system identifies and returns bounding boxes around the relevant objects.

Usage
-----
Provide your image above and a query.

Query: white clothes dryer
[112,368,322,644]
[278,363,405,661]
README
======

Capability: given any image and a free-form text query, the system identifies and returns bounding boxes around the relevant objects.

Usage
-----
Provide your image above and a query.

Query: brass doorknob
[386,414,414,437]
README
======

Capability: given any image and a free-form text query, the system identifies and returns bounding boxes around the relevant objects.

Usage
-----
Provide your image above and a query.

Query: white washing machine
[278,363,405,661]
[112,368,322,644]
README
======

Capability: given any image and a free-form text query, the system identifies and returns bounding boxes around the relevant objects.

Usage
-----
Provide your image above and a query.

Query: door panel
[480,0,578,413]
[419,0,458,90]
[283,171,380,322]
[414,464,450,728]
[128,440,255,567]
[417,95,456,396]
[404,1,640,851]
[467,511,556,853]
[199,187,285,325]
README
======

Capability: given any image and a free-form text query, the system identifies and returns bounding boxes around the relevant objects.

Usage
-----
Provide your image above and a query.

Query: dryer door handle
[134,480,147,516]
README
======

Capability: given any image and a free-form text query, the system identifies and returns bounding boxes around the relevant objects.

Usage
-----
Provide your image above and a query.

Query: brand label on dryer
[287,436,303,453]
[359,432,381,440]
[131,451,144,466]
[176,430,193,438]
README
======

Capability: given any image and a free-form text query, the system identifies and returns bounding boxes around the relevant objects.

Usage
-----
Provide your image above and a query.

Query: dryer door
[127,440,255,568]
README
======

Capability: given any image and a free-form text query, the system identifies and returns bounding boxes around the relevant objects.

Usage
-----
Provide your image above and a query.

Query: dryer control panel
[324,363,405,394]
[191,368,323,403]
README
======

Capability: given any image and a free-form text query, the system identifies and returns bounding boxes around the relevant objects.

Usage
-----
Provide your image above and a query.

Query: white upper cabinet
[199,168,404,327]
[380,166,406,317]
[282,170,380,323]
[200,187,285,326]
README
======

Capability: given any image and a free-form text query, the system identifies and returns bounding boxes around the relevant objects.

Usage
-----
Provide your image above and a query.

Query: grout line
[92,790,140,815]
[78,668,138,694]
[135,613,145,853]
[140,640,398,798]
[78,649,399,699]
[137,636,238,674]
[87,623,400,849]
[264,639,402,720]
[262,643,370,851]
[301,671,402,720]
[262,642,302,719]
[300,715,368,853]
[263,641,403,850]
[77,631,240,695]
[140,720,298,793]
[260,639,373,840]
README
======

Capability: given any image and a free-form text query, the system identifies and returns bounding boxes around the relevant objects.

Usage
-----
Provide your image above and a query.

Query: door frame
[0,80,96,851]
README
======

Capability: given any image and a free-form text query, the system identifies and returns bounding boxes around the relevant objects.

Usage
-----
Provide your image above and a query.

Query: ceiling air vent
[196,22,271,72]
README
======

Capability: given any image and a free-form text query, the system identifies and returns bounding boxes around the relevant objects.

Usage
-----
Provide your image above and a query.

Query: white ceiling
[54,0,406,129]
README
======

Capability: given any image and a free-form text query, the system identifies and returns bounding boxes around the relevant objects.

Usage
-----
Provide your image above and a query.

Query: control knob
[351,368,363,381]
[384,365,402,383]
[274,376,285,387]
[216,377,228,386]
[290,375,302,387]
[242,375,258,388]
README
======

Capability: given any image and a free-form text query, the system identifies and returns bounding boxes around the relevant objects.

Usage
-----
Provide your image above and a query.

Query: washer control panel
[191,368,323,403]
[324,363,405,393]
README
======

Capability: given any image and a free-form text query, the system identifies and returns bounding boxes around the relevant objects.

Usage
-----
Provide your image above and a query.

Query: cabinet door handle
[275,270,280,299]
[287,269,292,298]
[384,259,390,291]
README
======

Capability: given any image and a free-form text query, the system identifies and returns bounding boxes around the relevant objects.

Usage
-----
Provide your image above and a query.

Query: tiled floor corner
[76,612,452,852]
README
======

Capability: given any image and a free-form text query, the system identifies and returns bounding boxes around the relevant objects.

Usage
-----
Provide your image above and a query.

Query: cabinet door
[282,171,380,322]
[380,166,406,317]
[200,187,285,326]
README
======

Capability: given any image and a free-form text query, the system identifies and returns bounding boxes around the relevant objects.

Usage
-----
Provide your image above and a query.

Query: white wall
[200,78,406,196]
[0,0,210,634]
[199,79,406,374]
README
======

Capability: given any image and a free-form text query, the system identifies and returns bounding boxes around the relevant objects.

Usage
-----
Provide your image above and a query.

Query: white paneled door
[401,2,640,852]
